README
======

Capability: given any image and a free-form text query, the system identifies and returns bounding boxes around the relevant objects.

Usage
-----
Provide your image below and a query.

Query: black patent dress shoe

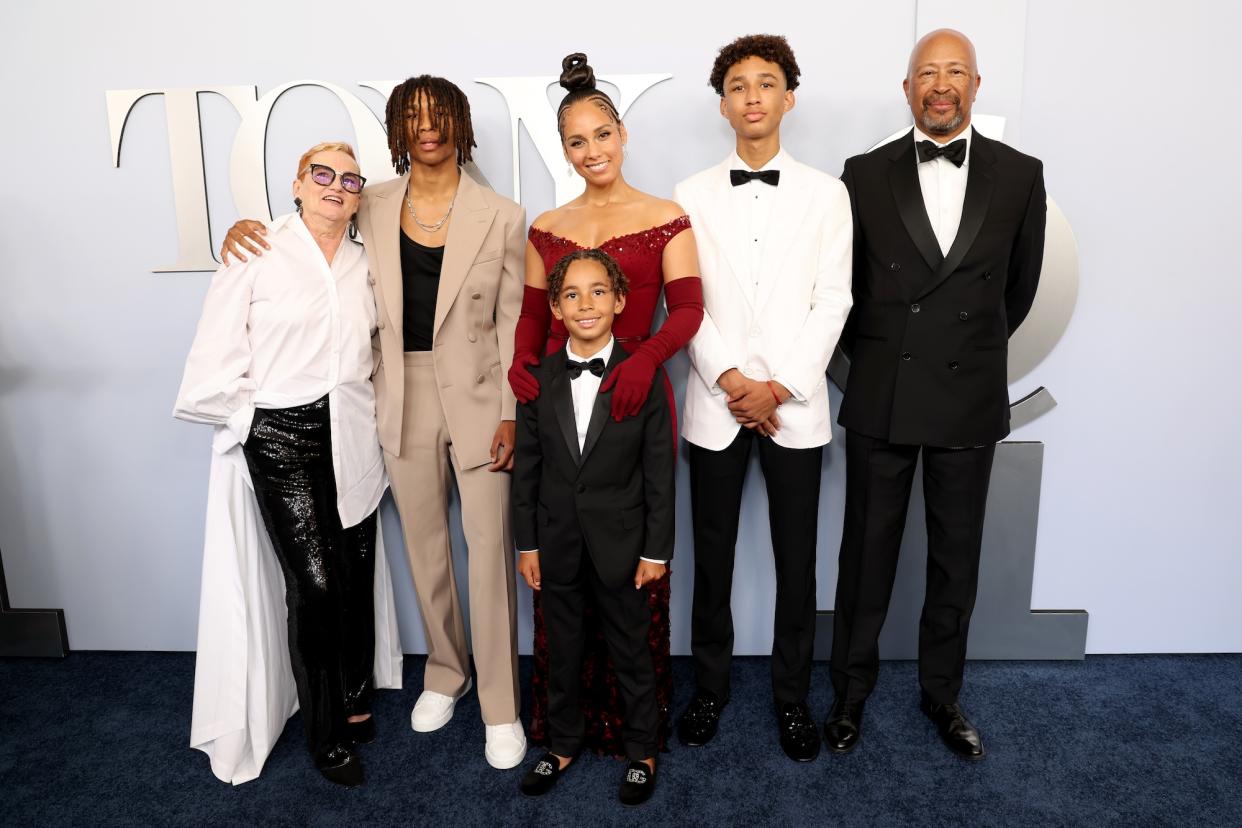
[920,696,985,760]
[777,701,821,762]
[315,744,364,787]
[823,700,865,754]
[618,760,658,806]
[520,753,570,797]
[677,691,725,747]
[347,716,376,745]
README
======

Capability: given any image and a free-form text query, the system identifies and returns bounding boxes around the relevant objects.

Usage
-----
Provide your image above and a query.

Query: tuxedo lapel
[547,358,581,466]
[888,132,944,274]
[579,346,626,467]
[915,131,995,300]
[708,158,756,307]
[365,175,407,339]
[434,171,497,336]
[754,156,815,315]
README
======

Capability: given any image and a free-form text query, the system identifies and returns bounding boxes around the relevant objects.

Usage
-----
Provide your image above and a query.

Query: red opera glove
[601,276,703,419]
[509,285,551,403]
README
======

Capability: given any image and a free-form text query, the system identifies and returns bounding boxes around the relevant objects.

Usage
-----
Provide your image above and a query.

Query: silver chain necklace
[405,187,456,233]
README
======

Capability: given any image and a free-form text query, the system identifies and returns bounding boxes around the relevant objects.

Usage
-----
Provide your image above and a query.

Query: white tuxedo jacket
[674,152,853,451]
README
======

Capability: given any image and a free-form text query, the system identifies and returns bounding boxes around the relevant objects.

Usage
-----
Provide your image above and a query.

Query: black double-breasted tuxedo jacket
[511,344,675,590]
[838,128,1047,447]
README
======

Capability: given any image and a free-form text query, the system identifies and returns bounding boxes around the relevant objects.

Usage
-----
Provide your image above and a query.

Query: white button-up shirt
[174,212,385,528]
[729,149,784,303]
[914,125,973,256]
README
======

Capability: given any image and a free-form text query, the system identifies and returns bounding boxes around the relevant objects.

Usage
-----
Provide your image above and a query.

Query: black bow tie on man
[916,139,967,167]
[565,357,606,380]
[730,169,781,187]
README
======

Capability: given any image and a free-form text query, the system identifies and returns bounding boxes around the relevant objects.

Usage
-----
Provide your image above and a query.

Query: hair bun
[559,53,596,92]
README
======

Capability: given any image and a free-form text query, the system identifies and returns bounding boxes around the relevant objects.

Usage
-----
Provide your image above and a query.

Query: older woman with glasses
[176,142,394,787]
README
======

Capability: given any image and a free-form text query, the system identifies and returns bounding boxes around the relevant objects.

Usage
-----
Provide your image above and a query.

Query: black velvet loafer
[520,753,569,797]
[618,760,657,806]
[315,744,364,788]
[347,716,376,745]
[823,700,864,754]
[677,691,726,747]
[777,701,821,762]
[920,695,986,761]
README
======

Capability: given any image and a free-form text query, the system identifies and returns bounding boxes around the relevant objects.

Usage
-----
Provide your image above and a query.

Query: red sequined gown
[527,215,692,755]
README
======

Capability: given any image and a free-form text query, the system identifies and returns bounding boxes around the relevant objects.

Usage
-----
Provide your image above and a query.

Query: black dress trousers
[242,396,377,760]
[830,429,995,706]
[688,427,823,705]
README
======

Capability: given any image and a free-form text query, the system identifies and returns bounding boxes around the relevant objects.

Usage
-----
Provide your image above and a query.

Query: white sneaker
[410,677,473,733]
[485,720,528,770]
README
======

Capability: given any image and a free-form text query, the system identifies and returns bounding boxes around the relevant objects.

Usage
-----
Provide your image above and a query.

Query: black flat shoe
[777,701,821,762]
[520,753,570,797]
[920,695,985,761]
[315,744,364,788]
[677,691,725,747]
[347,716,376,745]
[618,761,657,807]
[823,700,864,754]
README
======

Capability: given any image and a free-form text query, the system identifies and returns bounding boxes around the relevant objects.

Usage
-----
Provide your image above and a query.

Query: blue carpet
[1,653,1239,825]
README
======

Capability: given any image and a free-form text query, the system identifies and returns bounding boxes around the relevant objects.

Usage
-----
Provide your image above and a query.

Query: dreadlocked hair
[385,75,476,174]
[555,53,621,140]
[547,248,630,302]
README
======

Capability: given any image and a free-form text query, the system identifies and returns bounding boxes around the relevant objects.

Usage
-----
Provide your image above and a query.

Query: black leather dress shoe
[677,691,725,747]
[777,701,821,762]
[618,760,657,806]
[347,716,376,745]
[823,700,864,754]
[315,744,364,787]
[520,753,570,797]
[920,696,985,760]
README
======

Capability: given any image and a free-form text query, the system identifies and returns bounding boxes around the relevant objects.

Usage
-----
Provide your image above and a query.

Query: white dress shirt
[520,336,664,564]
[174,212,386,528]
[729,149,783,304]
[913,126,973,255]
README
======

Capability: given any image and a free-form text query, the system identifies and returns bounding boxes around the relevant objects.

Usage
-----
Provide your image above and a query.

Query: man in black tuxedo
[512,249,674,806]
[826,29,1046,760]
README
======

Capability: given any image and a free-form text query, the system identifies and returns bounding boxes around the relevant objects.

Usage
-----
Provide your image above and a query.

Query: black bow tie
[565,357,606,379]
[916,139,967,167]
[730,169,780,187]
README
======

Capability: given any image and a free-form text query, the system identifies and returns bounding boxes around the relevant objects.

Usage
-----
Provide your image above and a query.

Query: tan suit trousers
[386,351,519,724]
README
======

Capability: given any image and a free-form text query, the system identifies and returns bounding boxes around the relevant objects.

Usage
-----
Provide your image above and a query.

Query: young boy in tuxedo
[513,249,674,806]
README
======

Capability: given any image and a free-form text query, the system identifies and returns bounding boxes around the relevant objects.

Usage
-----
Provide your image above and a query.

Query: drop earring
[294,197,303,216]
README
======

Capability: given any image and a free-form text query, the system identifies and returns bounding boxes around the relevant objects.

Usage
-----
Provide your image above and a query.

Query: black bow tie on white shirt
[565,357,606,379]
[916,139,967,167]
[730,169,780,187]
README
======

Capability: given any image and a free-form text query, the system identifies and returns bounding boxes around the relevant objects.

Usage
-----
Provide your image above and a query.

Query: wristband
[767,381,783,406]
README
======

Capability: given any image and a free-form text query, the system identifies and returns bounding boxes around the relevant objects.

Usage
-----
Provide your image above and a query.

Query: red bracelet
[766,381,783,406]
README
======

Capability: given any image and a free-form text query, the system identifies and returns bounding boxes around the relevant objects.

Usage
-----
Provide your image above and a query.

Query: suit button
[377,319,386,329]
[577,484,586,494]
[959,311,969,320]
[889,261,901,271]
[750,326,761,337]
[910,303,920,313]
[472,291,482,300]
[475,374,485,384]
[982,270,992,280]
[901,352,912,361]
[468,333,478,343]
[368,276,376,285]
[948,361,959,370]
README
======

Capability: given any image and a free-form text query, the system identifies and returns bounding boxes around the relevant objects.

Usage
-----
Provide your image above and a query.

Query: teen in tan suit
[222,76,526,769]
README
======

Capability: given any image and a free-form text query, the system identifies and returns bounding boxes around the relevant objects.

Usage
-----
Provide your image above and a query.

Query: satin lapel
[548,359,581,466]
[434,170,496,336]
[888,133,944,274]
[916,133,995,300]
[579,346,626,467]
[365,175,407,339]
[754,158,816,315]
[710,159,755,308]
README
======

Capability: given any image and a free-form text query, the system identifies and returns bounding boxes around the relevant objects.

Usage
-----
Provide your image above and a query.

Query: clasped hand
[719,369,788,437]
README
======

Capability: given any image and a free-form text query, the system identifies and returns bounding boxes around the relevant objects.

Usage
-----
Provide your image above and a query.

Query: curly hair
[708,34,801,95]
[547,248,630,303]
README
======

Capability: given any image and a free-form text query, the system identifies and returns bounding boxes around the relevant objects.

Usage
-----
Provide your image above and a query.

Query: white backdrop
[1,0,1239,654]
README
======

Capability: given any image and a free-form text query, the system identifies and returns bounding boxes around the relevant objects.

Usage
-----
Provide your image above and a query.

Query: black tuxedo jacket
[511,344,675,589]
[838,128,1046,447]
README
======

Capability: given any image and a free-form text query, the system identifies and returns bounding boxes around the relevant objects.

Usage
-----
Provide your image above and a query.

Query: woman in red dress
[507,53,704,756]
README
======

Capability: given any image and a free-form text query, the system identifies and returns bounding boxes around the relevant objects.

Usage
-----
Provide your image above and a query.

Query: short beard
[919,108,964,136]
